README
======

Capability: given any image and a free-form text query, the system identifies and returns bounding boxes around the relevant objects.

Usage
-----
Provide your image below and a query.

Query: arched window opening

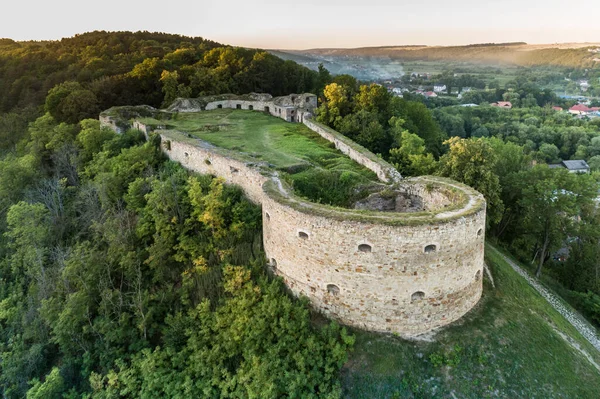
[264,106,270,112]
[270,258,277,268]
[248,105,254,110]
[298,231,309,240]
[411,291,425,302]
[327,284,340,296]
[184,152,189,157]
[477,228,483,237]
[265,212,270,221]
[205,159,211,165]
[236,104,242,109]
[475,270,482,281]
[217,104,223,109]
[424,244,436,253]
[358,244,372,253]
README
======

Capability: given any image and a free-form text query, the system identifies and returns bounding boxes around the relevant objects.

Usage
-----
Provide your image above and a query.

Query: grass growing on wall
[341,243,600,398]
[150,109,379,207]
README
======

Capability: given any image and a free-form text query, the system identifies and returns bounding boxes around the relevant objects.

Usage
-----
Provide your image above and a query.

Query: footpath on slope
[488,245,600,353]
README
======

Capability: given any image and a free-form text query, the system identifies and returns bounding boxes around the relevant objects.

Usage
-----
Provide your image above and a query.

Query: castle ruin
[100,93,486,337]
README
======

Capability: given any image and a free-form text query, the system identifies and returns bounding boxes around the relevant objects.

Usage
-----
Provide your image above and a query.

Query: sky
[2,0,600,49]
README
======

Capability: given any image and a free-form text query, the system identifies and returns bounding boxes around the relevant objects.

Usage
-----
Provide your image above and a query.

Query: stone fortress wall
[100,93,486,337]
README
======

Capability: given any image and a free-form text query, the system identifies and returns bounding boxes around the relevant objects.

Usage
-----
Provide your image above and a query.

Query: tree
[485,138,530,237]
[538,143,561,163]
[336,110,390,155]
[502,91,521,107]
[391,98,446,157]
[45,82,100,124]
[26,367,65,399]
[316,63,332,94]
[76,119,116,164]
[512,166,597,278]
[353,83,391,121]
[316,83,350,126]
[588,155,600,171]
[160,70,192,108]
[521,93,539,108]
[438,137,504,226]
[389,117,436,176]
[332,74,359,97]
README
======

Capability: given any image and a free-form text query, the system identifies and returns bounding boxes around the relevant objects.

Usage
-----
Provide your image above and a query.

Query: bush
[569,291,600,326]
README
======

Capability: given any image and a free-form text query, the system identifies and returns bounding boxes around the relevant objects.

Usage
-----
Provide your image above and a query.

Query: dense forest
[0,31,352,398]
[0,31,328,150]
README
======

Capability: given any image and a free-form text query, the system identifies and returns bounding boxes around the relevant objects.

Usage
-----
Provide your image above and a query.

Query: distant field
[342,243,600,398]
[288,42,600,69]
[272,50,567,88]
[399,60,522,85]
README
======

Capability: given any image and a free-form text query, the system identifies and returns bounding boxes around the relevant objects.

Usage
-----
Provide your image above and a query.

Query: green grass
[341,243,600,398]
[145,109,372,173]
[151,109,379,207]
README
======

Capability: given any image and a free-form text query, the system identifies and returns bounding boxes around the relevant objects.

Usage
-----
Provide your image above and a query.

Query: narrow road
[488,245,600,353]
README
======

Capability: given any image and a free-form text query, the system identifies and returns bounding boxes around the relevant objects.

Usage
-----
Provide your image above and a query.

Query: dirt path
[489,246,600,353]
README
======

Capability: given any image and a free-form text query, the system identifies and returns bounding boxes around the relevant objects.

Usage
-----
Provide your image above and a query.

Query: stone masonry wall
[262,194,485,335]
[99,114,122,133]
[158,129,486,337]
[302,116,401,183]
[101,94,486,337]
[161,135,269,204]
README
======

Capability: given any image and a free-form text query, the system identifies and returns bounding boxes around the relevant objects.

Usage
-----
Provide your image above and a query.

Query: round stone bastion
[100,93,487,337]
[261,177,486,336]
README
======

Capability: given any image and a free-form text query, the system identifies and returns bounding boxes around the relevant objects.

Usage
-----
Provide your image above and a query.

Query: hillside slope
[342,243,600,398]
[285,42,600,69]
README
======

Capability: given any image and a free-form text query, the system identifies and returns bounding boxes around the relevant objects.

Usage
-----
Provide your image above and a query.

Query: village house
[549,160,590,174]
[569,104,600,115]
[491,101,512,109]
[433,84,447,93]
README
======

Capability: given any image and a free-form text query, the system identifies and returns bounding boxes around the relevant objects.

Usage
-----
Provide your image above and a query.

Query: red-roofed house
[423,91,438,98]
[569,104,600,115]
[491,101,512,109]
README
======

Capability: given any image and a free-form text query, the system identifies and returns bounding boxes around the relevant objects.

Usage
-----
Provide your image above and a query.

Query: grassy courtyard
[342,243,600,398]
[146,109,379,207]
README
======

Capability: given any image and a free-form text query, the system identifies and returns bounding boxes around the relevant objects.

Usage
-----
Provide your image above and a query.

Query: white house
[433,84,447,93]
